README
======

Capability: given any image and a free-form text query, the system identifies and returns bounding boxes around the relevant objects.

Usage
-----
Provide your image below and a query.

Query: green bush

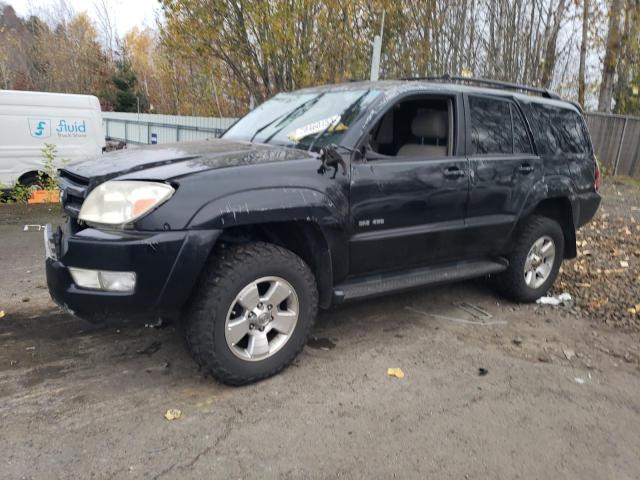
[39,143,62,191]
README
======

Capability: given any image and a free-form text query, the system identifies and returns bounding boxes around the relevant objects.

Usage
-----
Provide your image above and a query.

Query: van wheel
[495,215,564,302]
[18,173,45,191]
[184,242,318,385]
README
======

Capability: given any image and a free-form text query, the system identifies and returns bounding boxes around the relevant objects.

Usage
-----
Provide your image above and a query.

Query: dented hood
[62,138,313,182]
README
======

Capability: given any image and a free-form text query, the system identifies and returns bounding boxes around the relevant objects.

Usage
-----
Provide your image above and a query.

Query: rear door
[348,93,469,275]
[463,94,542,257]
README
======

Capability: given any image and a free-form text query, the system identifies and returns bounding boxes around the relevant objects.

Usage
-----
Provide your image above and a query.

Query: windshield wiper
[249,112,288,143]
[306,116,341,153]
[304,90,371,153]
[261,93,324,145]
[248,94,323,143]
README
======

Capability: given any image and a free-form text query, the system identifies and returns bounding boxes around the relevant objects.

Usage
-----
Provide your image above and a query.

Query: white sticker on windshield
[287,115,341,141]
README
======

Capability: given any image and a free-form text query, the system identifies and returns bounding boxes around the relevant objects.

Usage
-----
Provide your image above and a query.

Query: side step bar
[333,258,508,303]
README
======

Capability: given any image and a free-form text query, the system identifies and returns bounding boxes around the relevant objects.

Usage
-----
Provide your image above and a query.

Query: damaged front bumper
[44,220,221,321]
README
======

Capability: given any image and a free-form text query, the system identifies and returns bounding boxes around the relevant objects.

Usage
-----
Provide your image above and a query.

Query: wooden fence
[585,112,640,178]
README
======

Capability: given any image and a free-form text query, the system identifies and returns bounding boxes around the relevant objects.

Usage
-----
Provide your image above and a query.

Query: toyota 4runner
[45,76,601,385]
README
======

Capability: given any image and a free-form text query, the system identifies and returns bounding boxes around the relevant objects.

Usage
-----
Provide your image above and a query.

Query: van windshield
[223,89,380,151]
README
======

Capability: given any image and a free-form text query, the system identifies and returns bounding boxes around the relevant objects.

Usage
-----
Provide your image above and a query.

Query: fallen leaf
[164,409,182,421]
[0,310,4,319]
[620,260,629,268]
[387,367,405,379]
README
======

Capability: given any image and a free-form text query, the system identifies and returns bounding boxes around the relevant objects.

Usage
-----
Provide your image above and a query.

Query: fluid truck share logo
[56,119,87,137]
[28,118,51,138]
[28,118,88,139]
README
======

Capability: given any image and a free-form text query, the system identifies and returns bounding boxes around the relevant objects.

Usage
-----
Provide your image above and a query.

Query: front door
[348,94,469,275]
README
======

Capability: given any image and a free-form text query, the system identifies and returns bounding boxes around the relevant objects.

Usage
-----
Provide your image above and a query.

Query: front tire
[184,242,318,385]
[495,215,565,302]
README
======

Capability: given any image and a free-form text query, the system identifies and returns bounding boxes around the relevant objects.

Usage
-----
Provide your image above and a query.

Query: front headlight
[79,180,175,226]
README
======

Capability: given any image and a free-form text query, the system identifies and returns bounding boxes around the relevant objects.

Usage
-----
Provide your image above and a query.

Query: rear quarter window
[529,104,590,155]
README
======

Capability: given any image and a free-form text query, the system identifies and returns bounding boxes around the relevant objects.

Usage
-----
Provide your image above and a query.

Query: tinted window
[469,96,512,154]
[511,104,533,154]
[530,104,589,154]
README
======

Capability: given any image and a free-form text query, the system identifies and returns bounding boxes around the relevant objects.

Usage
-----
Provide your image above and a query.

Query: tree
[613,0,640,114]
[578,0,590,107]
[109,55,148,112]
[599,0,624,112]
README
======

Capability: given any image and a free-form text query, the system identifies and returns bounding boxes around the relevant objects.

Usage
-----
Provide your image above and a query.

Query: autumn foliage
[0,0,639,117]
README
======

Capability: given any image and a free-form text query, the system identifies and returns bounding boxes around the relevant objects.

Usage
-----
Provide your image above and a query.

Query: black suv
[45,77,601,385]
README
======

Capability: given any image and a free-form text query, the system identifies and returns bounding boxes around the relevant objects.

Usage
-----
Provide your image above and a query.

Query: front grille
[58,169,89,218]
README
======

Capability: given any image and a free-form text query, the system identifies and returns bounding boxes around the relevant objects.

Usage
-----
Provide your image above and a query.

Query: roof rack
[403,74,561,100]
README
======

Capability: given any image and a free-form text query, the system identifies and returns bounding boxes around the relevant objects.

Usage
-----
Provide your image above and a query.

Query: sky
[7,0,161,36]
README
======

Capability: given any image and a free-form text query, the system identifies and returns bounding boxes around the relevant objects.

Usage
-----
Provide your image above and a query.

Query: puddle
[307,337,336,350]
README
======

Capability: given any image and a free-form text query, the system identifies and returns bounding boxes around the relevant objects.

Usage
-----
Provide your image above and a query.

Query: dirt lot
[1,180,640,479]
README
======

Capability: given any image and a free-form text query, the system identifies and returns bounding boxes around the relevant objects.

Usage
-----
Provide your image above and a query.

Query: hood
[62,139,314,183]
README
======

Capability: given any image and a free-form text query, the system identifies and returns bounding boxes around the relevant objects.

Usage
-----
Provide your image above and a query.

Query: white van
[0,90,104,188]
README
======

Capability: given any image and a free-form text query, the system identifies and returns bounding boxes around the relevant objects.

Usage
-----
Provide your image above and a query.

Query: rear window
[529,104,590,155]
[469,96,533,155]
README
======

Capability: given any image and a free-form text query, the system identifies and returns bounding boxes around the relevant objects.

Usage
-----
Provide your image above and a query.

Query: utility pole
[370,10,385,81]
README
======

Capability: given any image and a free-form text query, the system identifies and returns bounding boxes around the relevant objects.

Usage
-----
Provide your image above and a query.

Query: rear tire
[184,242,318,385]
[495,215,565,303]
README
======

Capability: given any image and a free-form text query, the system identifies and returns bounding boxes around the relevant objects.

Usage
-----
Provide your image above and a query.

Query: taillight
[594,158,601,193]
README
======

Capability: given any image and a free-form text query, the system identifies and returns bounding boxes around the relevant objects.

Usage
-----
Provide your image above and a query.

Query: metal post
[369,10,385,81]
[614,116,628,176]
[124,121,128,144]
[176,125,181,143]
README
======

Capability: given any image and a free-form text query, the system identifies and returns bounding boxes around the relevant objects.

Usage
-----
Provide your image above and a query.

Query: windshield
[223,89,380,151]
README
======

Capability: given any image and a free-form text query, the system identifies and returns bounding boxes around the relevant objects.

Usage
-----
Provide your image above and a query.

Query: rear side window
[529,104,589,154]
[469,96,533,155]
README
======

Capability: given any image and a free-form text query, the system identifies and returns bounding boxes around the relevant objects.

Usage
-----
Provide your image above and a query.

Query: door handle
[519,164,534,174]
[443,166,465,178]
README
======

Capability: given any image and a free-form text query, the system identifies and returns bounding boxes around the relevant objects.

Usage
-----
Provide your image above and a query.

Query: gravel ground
[1,179,640,479]
[555,179,640,329]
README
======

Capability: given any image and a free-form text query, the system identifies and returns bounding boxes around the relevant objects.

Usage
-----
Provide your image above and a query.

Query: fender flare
[187,187,347,308]
[512,175,578,258]
[519,175,579,226]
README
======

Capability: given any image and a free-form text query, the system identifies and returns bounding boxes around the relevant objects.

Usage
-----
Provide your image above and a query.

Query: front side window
[367,96,453,158]
[224,89,380,151]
